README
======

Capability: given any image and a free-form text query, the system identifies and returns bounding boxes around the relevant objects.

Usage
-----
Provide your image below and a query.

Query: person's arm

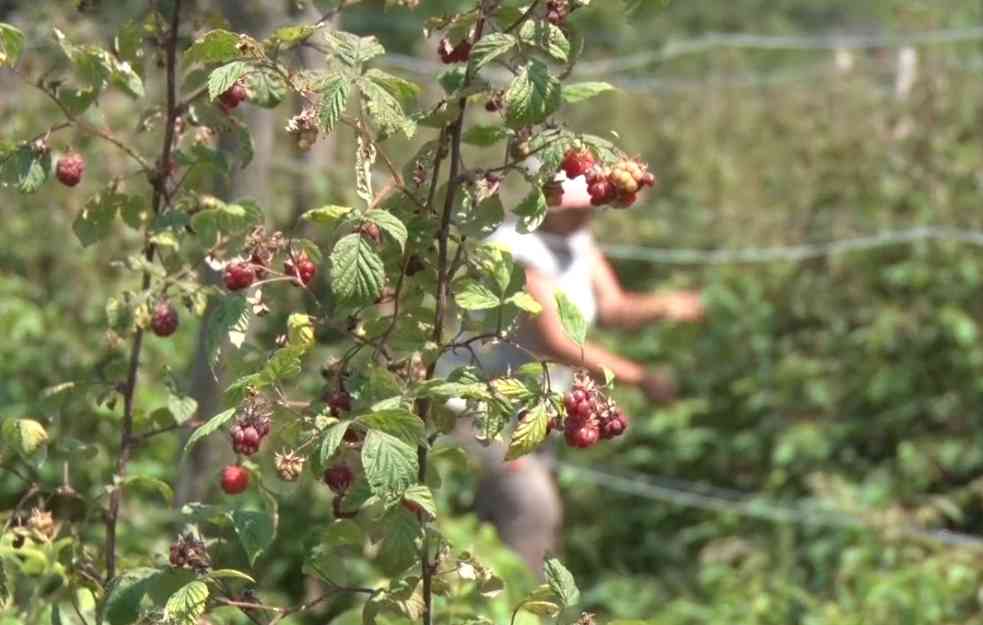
[591,248,704,330]
[523,267,676,403]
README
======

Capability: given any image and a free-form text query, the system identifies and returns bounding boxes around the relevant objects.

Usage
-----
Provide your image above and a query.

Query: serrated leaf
[555,290,586,346]
[505,403,549,461]
[505,59,561,128]
[562,81,615,104]
[514,187,547,233]
[208,61,251,101]
[243,68,286,108]
[317,73,351,135]
[0,23,25,68]
[364,209,407,251]
[318,420,350,471]
[74,190,126,246]
[164,580,209,625]
[519,20,569,64]
[328,31,386,68]
[377,507,422,575]
[468,32,516,73]
[286,313,315,352]
[402,485,436,520]
[185,30,245,65]
[490,378,534,401]
[190,197,262,244]
[330,233,386,306]
[365,68,421,107]
[104,568,159,625]
[168,394,198,425]
[1,144,51,194]
[236,123,254,168]
[359,77,415,139]
[303,204,352,225]
[358,410,424,445]
[121,475,174,503]
[183,408,235,457]
[453,279,501,311]
[208,569,256,583]
[544,556,580,606]
[361,430,418,504]
[229,510,275,566]
[462,125,510,147]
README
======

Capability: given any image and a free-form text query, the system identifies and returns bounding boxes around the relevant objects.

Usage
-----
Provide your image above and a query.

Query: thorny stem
[104,0,183,584]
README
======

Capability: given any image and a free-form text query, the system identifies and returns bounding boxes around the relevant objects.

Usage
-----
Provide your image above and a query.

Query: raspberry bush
[0,1,655,623]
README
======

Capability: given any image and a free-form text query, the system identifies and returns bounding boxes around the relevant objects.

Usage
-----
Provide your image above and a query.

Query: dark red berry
[324,464,353,495]
[452,41,472,63]
[221,465,250,495]
[224,262,256,291]
[56,153,85,187]
[326,390,352,417]
[285,253,316,286]
[218,82,248,112]
[614,191,638,209]
[561,148,595,179]
[601,416,627,439]
[588,180,613,206]
[150,301,179,337]
[565,421,600,448]
[401,498,423,515]
[241,426,260,447]
[438,37,471,63]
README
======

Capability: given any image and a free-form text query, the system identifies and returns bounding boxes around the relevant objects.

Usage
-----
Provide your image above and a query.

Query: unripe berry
[220,465,250,495]
[274,451,304,481]
[561,148,595,179]
[56,152,85,187]
[284,253,316,286]
[224,262,256,291]
[150,301,179,337]
[324,464,353,495]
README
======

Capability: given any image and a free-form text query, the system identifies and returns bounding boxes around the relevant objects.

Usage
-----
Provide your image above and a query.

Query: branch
[104,0,183,583]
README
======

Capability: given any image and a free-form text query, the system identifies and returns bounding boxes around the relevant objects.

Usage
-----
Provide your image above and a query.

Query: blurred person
[439,166,704,576]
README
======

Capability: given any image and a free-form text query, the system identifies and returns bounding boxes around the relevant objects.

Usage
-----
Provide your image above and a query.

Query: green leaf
[519,20,570,64]
[190,197,262,243]
[317,73,351,135]
[183,408,235,457]
[555,290,587,346]
[507,292,543,315]
[365,68,421,106]
[208,569,256,583]
[163,581,209,625]
[505,403,549,461]
[462,125,510,147]
[51,604,62,625]
[206,295,251,360]
[104,567,159,625]
[244,68,286,108]
[402,484,436,520]
[270,24,317,48]
[377,507,422,575]
[228,510,275,566]
[361,430,419,504]
[330,233,386,306]
[561,81,615,104]
[236,123,254,168]
[364,209,407,251]
[453,279,501,311]
[1,418,47,460]
[168,394,198,425]
[318,420,350,471]
[185,30,246,65]
[328,31,385,68]
[121,475,174,503]
[514,187,547,233]
[505,59,561,128]
[359,77,416,139]
[0,23,25,68]
[468,32,516,73]
[0,144,51,194]
[357,410,424,445]
[208,61,251,101]
[303,204,352,225]
[544,556,580,606]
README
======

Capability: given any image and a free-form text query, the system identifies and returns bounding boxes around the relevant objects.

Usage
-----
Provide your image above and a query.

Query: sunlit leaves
[183,408,235,457]
[468,33,516,73]
[330,233,386,306]
[505,403,550,460]
[505,59,561,128]
[361,430,418,504]
[328,31,385,68]
[163,581,209,625]
[0,144,51,194]
[544,556,580,606]
[555,290,587,346]
[0,23,24,68]
[562,81,616,104]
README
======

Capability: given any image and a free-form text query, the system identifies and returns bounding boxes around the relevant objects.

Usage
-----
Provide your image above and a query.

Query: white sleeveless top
[438,221,598,391]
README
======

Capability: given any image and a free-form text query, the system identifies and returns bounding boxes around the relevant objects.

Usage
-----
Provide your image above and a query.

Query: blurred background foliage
[4,0,983,623]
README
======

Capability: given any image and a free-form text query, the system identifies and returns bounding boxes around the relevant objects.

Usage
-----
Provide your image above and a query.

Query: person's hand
[659,290,705,323]
[641,367,677,404]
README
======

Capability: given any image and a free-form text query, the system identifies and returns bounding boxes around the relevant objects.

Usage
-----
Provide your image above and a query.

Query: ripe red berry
[221,465,250,495]
[324,464,353,494]
[218,82,248,112]
[325,390,352,417]
[150,301,179,337]
[224,262,256,291]
[56,152,85,187]
[565,421,600,448]
[588,180,613,206]
[614,191,638,208]
[284,253,316,286]
[561,148,595,179]
[640,171,656,188]
[601,415,627,439]
[451,40,472,63]
[438,37,471,63]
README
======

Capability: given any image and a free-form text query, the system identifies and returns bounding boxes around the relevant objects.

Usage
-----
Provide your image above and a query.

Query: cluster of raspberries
[229,414,272,456]
[224,249,317,291]
[556,373,629,449]
[554,148,656,209]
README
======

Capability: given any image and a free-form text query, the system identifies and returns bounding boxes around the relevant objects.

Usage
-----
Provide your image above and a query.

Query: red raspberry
[565,421,600,448]
[218,82,248,112]
[224,262,256,291]
[56,153,85,187]
[438,37,471,63]
[358,223,382,246]
[220,465,250,495]
[150,301,179,337]
[326,390,352,416]
[588,180,613,206]
[284,253,316,286]
[561,148,595,179]
[614,192,638,209]
[324,464,353,495]
[601,415,627,439]
[640,171,656,188]
[401,498,423,515]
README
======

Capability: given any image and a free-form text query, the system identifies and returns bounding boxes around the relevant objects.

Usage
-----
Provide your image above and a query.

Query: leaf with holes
[505,403,550,461]
[505,59,561,128]
[361,430,418,504]
[330,233,386,306]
